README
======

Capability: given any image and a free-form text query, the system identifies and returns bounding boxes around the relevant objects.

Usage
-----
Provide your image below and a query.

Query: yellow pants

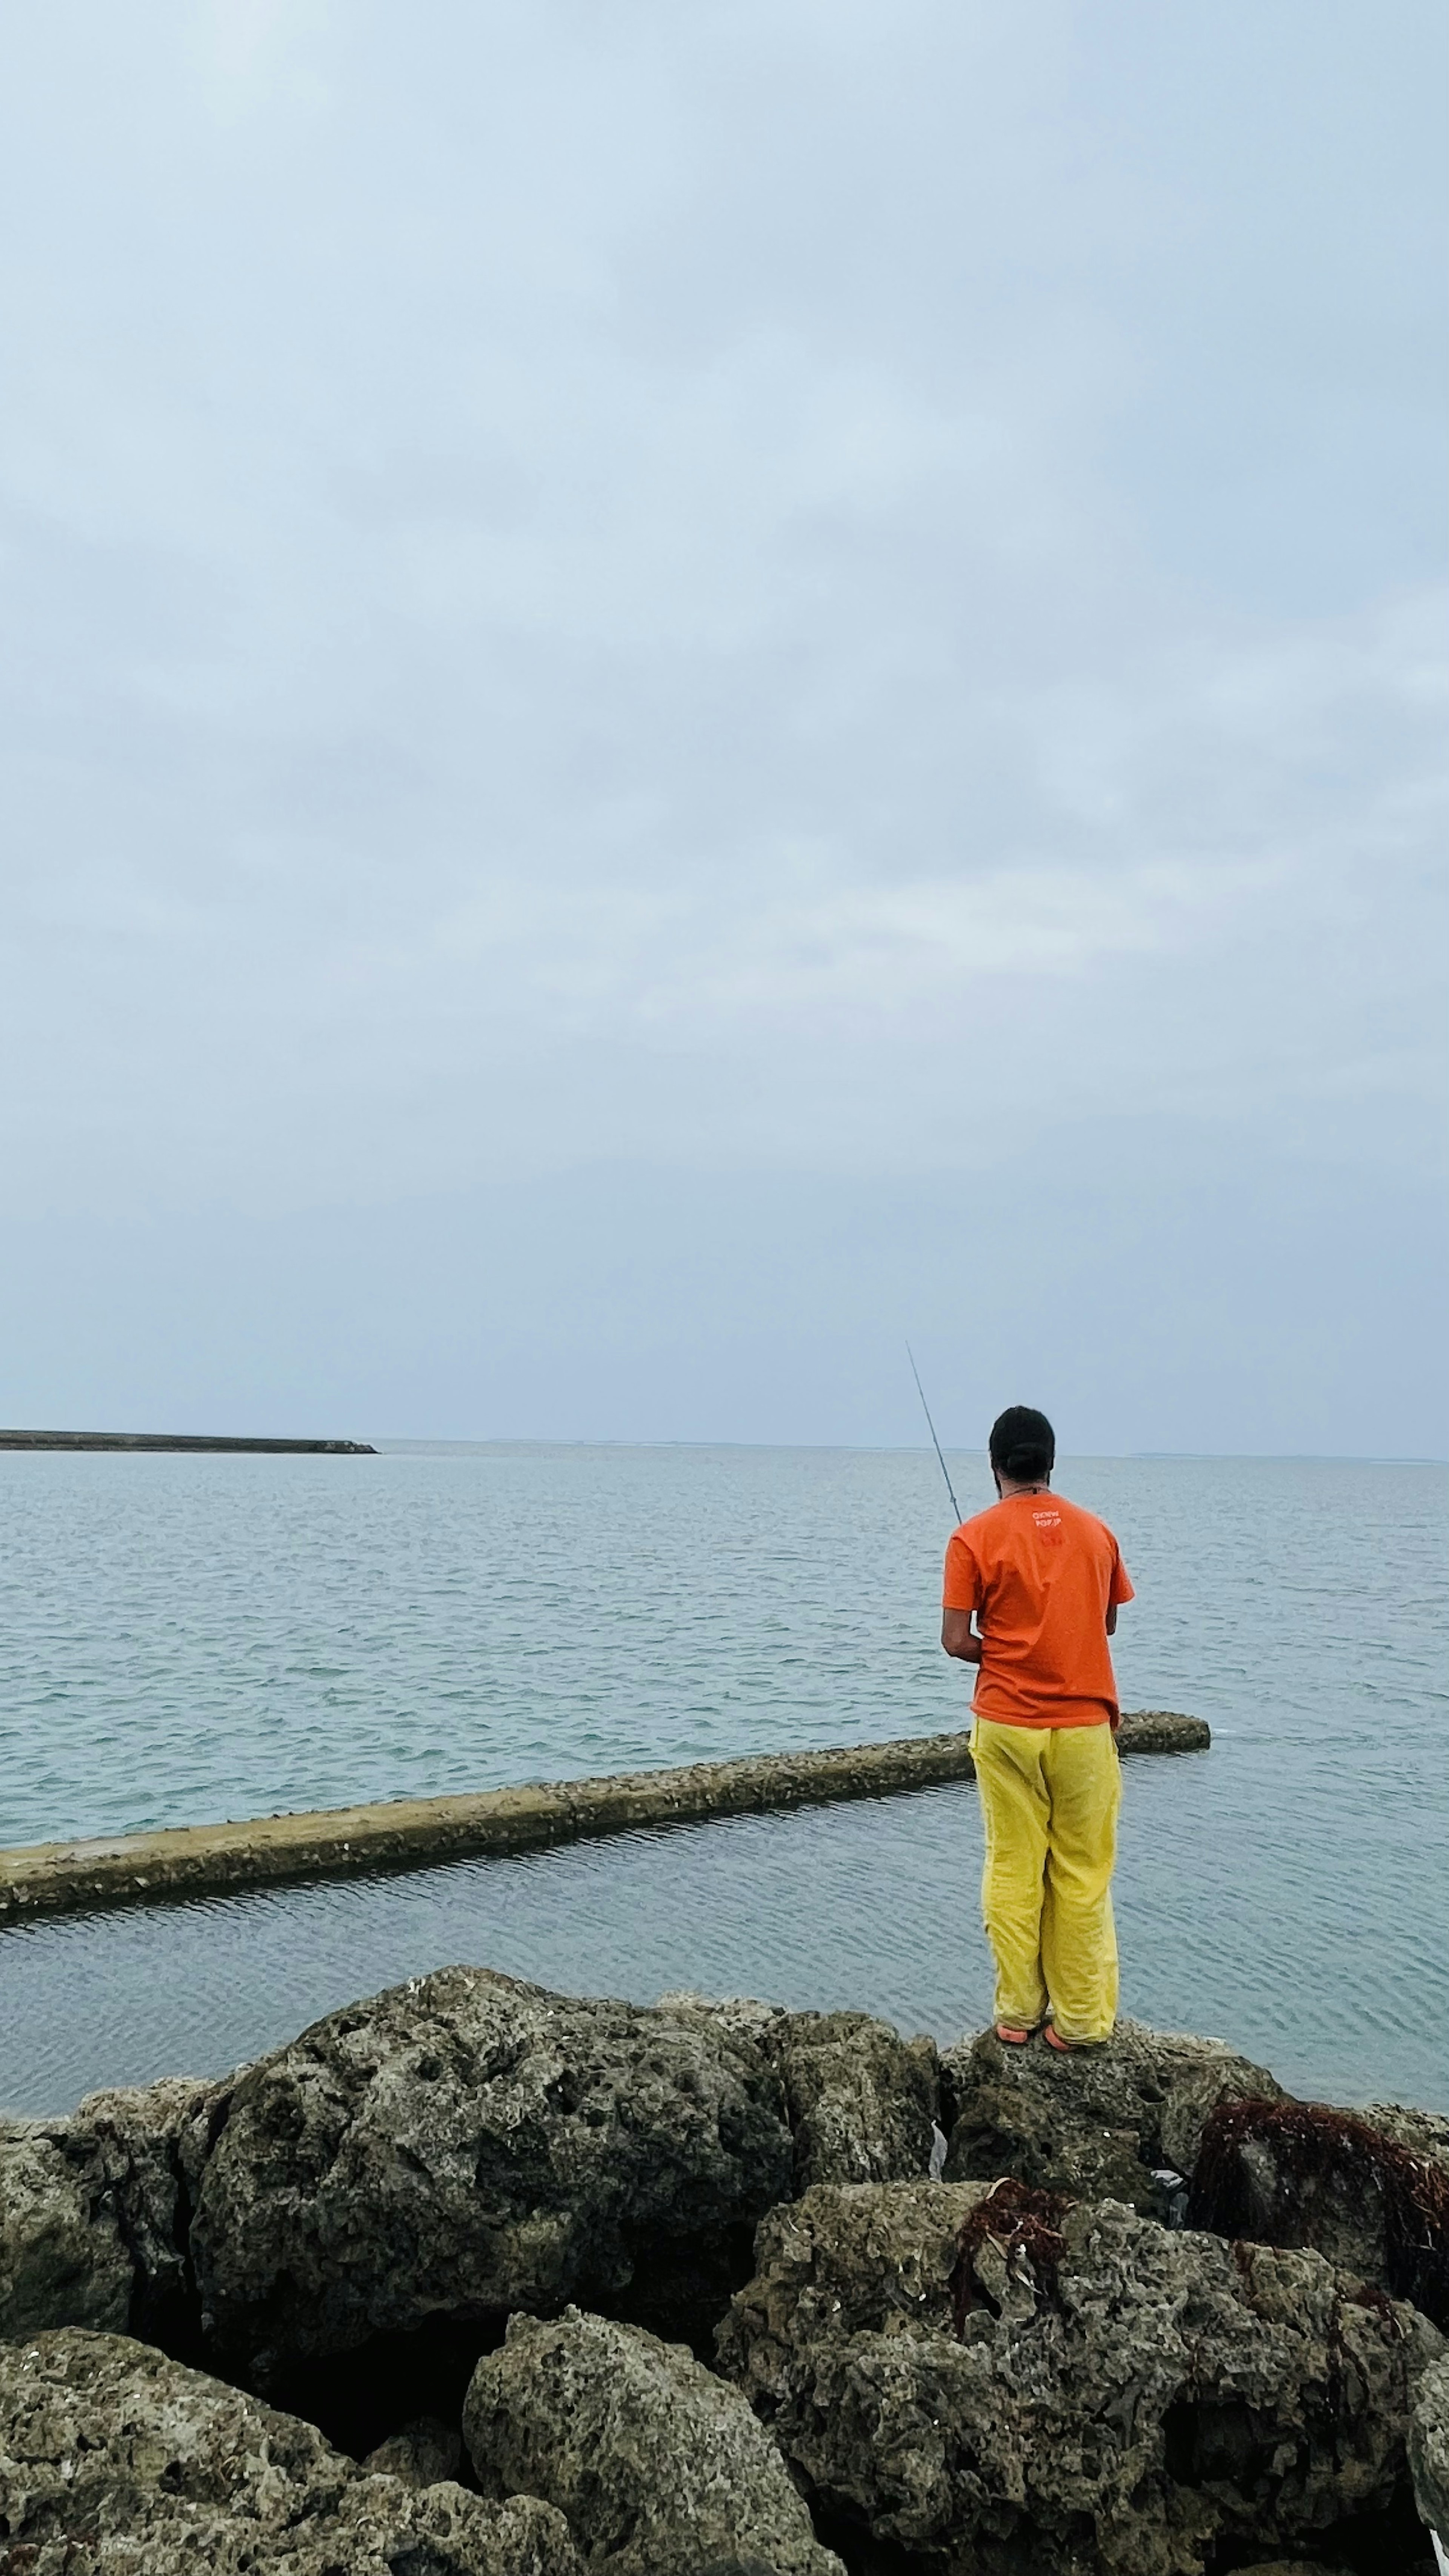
[972,1716,1121,2042]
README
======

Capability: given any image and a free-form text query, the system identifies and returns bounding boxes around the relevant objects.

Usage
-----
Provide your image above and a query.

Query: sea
[1,1442,1445,2121]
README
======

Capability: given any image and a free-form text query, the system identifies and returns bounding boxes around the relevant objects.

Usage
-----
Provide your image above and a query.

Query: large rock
[0,2325,580,2573]
[4,1980,940,2384]
[941,2018,1286,2217]
[188,1967,795,2377]
[464,2305,841,2576]
[722,2176,992,2356]
[717,2178,1443,2574]
[659,1994,941,2187]
[1189,2096,1449,2327]
[1409,2351,1449,2544]
[0,2122,133,2342]
[72,2073,225,2341]
[1,2077,223,2348]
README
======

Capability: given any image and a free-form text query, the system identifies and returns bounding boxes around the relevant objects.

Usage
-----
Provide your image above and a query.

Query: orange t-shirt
[943,1491,1134,1728]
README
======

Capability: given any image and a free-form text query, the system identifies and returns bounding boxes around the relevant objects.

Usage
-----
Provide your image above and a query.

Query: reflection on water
[1,1447,1445,2115]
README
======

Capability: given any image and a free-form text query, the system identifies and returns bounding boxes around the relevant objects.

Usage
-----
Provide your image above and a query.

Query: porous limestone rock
[464,2305,841,2576]
[717,2178,1443,2575]
[941,2017,1285,2216]
[0,2122,132,2343]
[658,1993,941,2187]
[1189,2095,1449,2327]
[5,1980,940,2376]
[1,2076,222,2346]
[189,1967,795,2376]
[73,2072,226,2339]
[1411,2352,1449,2546]
[1360,2101,1449,2167]
[723,2176,992,2356]
[314,2481,577,2575]
[0,2325,580,2574]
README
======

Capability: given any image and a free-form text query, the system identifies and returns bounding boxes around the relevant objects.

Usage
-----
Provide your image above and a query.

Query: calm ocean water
[2,1443,1445,2118]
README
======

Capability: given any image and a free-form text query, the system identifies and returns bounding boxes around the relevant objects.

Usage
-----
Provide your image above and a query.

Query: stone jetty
[0,1712,1209,1925]
[1,1972,1445,2571]
[0,1427,375,1452]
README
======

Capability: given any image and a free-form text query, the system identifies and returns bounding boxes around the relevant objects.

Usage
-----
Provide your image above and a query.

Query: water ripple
[0,1447,1444,2115]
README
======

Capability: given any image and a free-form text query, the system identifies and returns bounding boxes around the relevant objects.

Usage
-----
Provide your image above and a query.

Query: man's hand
[941,1608,983,1664]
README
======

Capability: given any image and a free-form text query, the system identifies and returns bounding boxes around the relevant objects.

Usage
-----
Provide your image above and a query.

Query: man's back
[944,1489,1133,1727]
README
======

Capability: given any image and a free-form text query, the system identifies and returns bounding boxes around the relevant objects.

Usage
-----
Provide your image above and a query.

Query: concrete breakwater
[0,1710,1208,1925]
[0,1427,375,1452]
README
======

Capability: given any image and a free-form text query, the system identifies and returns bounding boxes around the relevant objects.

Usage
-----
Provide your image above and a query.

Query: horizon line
[370,1437,1449,1466]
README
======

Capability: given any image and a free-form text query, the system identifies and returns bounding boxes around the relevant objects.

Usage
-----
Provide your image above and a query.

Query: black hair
[988,1405,1055,1484]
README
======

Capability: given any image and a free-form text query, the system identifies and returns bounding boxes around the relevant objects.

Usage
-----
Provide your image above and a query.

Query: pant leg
[972,1718,1052,2029]
[1039,1722,1121,2042]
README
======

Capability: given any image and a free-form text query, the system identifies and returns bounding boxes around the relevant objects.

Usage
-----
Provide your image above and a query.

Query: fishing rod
[906,1343,963,1526]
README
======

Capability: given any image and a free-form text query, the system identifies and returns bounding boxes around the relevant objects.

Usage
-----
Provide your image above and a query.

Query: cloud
[0,2,1443,1434]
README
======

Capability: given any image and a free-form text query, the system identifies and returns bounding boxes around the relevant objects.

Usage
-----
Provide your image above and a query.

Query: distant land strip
[0,1712,1208,1925]
[0,1429,376,1454]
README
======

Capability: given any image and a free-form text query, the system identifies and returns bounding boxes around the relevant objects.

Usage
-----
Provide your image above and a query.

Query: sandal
[994,2019,1044,2046]
[1043,2024,1110,2053]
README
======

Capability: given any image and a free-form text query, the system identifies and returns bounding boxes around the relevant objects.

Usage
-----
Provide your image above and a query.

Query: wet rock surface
[188,1966,797,2375]
[718,2178,1443,2574]
[940,2017,1285,2217]
[0,2326,580,2573]
[464,2305,841,2576]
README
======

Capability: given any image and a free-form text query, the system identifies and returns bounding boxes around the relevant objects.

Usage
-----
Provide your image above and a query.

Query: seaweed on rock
[1190,2096,1449,2327]
[950,2176,1072,2333]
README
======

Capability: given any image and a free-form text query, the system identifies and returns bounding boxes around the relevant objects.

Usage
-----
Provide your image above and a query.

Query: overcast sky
[2,1,1444,1450]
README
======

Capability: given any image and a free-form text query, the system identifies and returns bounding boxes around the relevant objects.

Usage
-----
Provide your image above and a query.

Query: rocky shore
[2,1968,1445,2573]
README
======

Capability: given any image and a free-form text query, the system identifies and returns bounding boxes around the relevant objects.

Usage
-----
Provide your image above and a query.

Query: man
[941,1404,1133,2050]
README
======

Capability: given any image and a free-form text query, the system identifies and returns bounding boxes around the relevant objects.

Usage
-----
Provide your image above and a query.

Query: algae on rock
[1189,2093,1449,2326]
[718,2178,1443,2575]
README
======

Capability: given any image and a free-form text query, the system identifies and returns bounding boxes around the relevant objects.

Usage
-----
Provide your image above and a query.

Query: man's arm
[1106,1592,1124,1728]
[941,1607,983,1664]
